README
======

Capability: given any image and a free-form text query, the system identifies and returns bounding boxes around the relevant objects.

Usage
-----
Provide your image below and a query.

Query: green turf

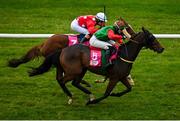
[0,0,180,120]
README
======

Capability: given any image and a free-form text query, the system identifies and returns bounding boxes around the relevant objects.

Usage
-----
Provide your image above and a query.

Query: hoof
[95,79,105,83]
[68,98,73,105]
[127,75,135,86]
[129,80,135,86]
[110,93,116,96]
[86,101,90,105]
[89,94,95,101]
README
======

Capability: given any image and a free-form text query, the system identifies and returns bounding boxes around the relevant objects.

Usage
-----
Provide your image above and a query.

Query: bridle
[119,31,152,64]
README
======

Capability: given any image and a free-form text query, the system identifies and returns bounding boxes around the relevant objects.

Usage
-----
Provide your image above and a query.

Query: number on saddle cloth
[68,35,79,46]
[90,47,102,67]
[68,34,90,46]
[89,46,113,67]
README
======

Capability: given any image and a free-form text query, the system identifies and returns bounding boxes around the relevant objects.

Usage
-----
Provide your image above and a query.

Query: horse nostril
[159,48,164,53]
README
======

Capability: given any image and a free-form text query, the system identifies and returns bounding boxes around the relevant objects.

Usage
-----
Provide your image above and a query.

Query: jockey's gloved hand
[108,46,117,55]
[122,35,127,39]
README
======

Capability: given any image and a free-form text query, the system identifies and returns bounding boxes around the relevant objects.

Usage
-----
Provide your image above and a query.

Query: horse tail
[8,44,42,68]
[28,49,61,77]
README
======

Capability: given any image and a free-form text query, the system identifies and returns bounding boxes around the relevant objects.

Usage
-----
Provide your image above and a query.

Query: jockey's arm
[86,21,98,35]
[107,30,123,44]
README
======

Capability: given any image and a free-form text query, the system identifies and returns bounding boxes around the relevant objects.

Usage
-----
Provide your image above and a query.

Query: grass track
[0,0,179,119]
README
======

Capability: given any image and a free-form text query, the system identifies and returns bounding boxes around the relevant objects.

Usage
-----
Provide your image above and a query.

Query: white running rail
[0,33,180,39]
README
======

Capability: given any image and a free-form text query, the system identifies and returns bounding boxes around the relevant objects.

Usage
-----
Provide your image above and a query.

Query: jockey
[71,12,107,43]
[89,20,131,65]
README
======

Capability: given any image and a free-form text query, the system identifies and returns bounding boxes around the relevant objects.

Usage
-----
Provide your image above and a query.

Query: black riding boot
[105,46,117,68]
[105,48,112,68]
[80,37,89,43]
[80,34,91,43]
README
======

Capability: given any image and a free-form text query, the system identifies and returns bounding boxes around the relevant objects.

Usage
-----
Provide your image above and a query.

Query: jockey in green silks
[89,20,131,65]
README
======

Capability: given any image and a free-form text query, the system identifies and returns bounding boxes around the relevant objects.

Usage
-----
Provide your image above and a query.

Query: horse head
[132,27,164,53]
[119,17,136,35]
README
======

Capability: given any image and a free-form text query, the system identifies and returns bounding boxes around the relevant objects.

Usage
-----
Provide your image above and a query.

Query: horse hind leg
[8,45,42,68]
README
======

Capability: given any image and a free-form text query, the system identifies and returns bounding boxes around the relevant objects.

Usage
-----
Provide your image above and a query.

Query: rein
[129,38,139,44]
[118,34,140,64]
[119,57,134,63]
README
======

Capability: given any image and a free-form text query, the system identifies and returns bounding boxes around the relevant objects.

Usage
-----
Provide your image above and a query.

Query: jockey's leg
[89,35,112,49]
[71,19,90,43]
[90,35,115,67]
[71,19,89,34]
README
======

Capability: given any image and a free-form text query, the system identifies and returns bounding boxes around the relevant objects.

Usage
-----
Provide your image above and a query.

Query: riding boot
[80,37,89,43]
[80,34,91,43]
[105,48,112,68]
[105,46,117,68]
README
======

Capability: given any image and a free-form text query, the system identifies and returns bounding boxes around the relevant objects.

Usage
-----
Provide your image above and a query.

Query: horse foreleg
[110,77,132,97]
[86,79,118,105]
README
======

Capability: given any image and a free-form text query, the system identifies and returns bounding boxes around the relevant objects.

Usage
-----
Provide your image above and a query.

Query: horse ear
[120,17,125,22]
[142,27,146,32]
[120,17,128,26]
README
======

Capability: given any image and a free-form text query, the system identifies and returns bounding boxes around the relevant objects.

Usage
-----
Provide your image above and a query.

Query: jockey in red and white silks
[71,12,107,42]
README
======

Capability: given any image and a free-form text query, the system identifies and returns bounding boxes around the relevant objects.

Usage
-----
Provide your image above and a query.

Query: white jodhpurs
[70,19,89,35]
[89,35,113,50]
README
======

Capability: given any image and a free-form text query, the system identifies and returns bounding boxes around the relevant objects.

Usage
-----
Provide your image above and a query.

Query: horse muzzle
[157,47,164,53]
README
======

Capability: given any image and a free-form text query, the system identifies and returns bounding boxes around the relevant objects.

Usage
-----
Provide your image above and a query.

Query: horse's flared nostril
[159,48,164,53]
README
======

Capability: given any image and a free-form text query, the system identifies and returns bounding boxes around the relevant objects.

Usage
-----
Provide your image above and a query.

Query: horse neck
[120,33,144,61]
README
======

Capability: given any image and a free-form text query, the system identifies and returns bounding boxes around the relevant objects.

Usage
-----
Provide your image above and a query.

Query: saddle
[68,34,118,68]
[89,45,118,68]
[68,34,89,46]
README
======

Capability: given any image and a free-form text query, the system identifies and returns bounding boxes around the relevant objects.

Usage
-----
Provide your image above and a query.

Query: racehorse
[28,27,164,105]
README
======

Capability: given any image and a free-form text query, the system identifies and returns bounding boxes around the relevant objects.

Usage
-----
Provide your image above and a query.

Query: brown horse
[8,17,134,68]
[29,27,164,105]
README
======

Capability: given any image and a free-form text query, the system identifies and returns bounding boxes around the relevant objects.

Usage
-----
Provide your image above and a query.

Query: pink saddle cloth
[89,46,102,67]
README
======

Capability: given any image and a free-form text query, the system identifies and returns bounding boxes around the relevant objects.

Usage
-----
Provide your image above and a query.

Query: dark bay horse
[29,27,164,105]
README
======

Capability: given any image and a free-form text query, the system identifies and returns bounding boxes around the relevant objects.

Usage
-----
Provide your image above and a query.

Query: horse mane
[118,32,143,58]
